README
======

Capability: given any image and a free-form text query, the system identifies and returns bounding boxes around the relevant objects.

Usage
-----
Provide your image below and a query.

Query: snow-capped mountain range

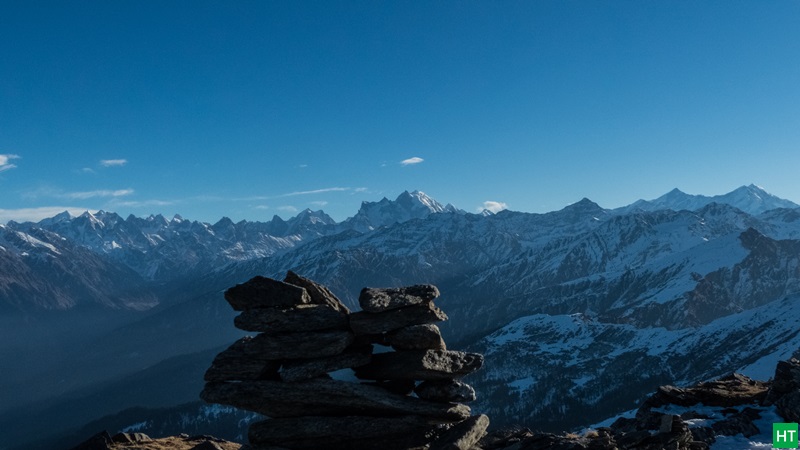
[1,185,800,448]
[618,184,799,215]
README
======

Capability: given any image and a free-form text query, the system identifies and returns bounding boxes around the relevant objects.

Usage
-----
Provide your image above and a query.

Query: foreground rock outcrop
[479,357,800,450]
[201,272,488,450]
[69,432,240,450]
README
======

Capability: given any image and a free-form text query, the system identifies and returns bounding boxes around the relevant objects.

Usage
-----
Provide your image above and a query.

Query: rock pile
[201,272,489,450]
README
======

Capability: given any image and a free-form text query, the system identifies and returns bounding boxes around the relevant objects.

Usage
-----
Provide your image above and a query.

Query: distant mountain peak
[562,198,604,213]
[345,190,460,232]
[620,184,799,215]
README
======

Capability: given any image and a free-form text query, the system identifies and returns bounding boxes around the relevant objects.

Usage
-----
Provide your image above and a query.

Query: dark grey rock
[361,379,418,396]
[204,337,281,381]
[767,359,800,401]
[248,415,437,450]
[190,441,224,450]
[711,407,761,438]
[636,415,693,450]
[68,431,112,450]
[690,426,716,445]
[355,350,483,381]
[279,348,372,382]
[284,271,350,313]
[350,302,448,335]
[388,324,446,350]
[234,304,348,334]
[416,379,477,403]
[777,391,800,423]
[201,378,471,420]
[212,330,354,364]
[225,276,310,311]
[359,284,440,312]
[430,414,490,450]
[642,373,769,409]
[111,432,151,443]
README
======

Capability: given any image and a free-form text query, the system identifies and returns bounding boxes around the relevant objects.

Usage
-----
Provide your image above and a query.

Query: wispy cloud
[110,199,173,208]
[479,201,508,213]
[0,206,90,224]
[277,205,298,213]
[401,157,424,166]
[354,187,368,193]
[100,159,128,167]
[65,189,135,200]
[298,164,308,168]
[309,201,328,207]
[0,154,20,172]
[79,167,96,174]
[282,187,349,197]
[254,205,270,210]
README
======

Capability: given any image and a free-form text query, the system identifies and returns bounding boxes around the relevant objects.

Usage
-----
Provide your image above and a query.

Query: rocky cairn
[201,272,489,450]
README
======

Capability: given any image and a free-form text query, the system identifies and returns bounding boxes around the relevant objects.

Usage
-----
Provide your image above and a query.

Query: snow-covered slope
[0,224,157,312]
[469,293,800,431]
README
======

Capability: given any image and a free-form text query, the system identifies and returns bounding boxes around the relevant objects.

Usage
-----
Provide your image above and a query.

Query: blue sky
[2,1,799,223]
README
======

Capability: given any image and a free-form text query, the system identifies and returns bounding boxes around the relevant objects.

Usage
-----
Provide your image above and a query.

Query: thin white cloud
[354,187,368,193]
[65,189,134,200]
[479,201,508,214]
[79,167,96,174]
[298,164,308,168]
[277,205,298,213]
[111,199,173,207]
[282,187,349,197]
[401,157,424,166]
[100,159,128,167]
[0,207,90,224]
[0,154,20,172]
[309,201,328,207]
[254,205,270,210]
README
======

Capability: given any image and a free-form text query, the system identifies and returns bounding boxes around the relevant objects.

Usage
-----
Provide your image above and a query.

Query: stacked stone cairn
[201,271,489,450]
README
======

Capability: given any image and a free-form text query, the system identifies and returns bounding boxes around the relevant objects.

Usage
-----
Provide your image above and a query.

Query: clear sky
[2,1,799,223]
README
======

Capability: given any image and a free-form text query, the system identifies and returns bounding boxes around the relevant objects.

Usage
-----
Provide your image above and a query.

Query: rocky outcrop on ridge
[201,272,488,450]
[69,431,240,450]
[479,357,800,450]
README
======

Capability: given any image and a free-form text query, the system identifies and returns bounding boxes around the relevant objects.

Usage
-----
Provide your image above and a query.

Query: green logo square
[774,423,799,448]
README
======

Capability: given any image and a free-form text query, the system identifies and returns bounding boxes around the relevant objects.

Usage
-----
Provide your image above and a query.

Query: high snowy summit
[343,190,462,232]
[621,184,799,215]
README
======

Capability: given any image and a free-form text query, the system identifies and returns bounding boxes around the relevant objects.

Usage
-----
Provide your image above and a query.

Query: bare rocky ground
[70,431,241,450]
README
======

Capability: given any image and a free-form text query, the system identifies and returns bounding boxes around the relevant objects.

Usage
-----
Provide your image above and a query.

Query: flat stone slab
[234,304,348,334]
[350,302,448,335]
[284,271,350,314]
[225,276,310,311]
[415,380,477,403]
[248,415,437,450]
[201,378,471,421]
[204,341,281,381]
[354,350,483,381]
[430,414,490,450]
[279,349,372,382]
[358,285,440,312]
[388,324,446,350]
[360,379,417,396]
[210,330,354,363]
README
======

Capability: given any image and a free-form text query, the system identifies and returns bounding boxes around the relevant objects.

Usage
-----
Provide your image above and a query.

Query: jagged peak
[213,216,234,228]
